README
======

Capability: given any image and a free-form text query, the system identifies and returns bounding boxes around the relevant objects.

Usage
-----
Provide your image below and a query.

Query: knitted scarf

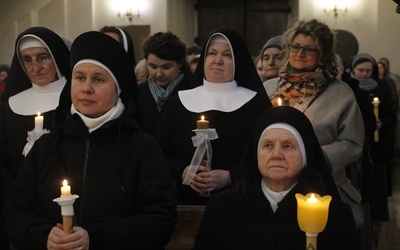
[350,72,378,92]
[277,63,337,99]
[148,74,184,110]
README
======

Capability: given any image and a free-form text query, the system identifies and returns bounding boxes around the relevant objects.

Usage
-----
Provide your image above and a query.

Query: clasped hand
[47,223,89,250]
[182,165,232,194]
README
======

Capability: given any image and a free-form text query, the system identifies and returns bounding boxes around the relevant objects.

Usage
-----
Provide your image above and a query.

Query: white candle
[61,179,71,196]
[34,112,44,134]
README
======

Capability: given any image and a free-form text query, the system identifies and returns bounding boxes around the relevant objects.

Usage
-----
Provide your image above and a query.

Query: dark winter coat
[1,31,176,250]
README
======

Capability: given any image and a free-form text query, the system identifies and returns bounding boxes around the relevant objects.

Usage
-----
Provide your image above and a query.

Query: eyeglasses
[288,44,319,55]
[20,55,52,68]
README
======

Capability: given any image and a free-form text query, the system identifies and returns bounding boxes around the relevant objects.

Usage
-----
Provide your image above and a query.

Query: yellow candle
[61,179,71,196]
[197,115,209,129]
[34,112,44,133]
[296,193,331,233]
[372,97,380,142]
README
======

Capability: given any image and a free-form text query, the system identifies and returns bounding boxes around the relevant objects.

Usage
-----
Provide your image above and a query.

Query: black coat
[1,106,177,250]
[1,31,176,250]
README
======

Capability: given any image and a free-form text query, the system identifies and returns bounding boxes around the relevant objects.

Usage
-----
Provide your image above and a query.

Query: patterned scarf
[277,63,337,99]
[148,73,184,109]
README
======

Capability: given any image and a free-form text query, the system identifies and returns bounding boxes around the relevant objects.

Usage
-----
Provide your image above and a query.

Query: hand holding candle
[34,112,44,134]
[372,97,380,142]
[53,179,79,235]
[197,115,209,129]
[296,193,332,250]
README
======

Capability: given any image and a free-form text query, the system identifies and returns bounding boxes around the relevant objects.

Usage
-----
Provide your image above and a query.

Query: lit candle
[197,115,209,129]
[277,97,282,106]
[61,179,71,196]
[372,97,380,142]
[296,193,332,250]
[34,112,44,134]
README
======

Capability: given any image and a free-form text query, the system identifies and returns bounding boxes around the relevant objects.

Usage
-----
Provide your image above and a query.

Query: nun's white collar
[178,79,256,113]
[9,77,66,115]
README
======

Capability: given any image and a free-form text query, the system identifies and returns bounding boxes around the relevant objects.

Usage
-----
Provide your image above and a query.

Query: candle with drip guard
[197,115,209,129]
[61,179,71,196]
[60,179,73,234]
[34,112,44,134]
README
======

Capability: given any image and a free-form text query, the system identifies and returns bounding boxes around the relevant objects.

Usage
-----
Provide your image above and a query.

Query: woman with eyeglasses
[263,19,365,229]
[0,27,70,199]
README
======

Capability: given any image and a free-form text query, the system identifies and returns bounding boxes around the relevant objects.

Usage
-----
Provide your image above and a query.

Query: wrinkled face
[262,47,284,79]
[204,42,234,83]
[289,34,320,73]
[256,59,263,79]
[71,63,118,118]
[20,47,57,86]
[258,128,303,188]
[353,61,373,79]
[146,53,182,88]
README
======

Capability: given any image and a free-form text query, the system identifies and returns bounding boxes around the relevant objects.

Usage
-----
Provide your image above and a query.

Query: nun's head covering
[56,31,138,122]
[99,26,136,67]
[236,106,339,197]
[193,28,267,97]
[2,26,70,100]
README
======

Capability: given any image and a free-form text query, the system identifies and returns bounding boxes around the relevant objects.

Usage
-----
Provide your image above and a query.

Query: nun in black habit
[156,27,272,205]
[193,106,358,250]
[0,26,70,193]
[1,31,176,250]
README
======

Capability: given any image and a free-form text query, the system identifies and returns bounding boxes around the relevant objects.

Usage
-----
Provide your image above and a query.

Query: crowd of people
[0,18,398,249]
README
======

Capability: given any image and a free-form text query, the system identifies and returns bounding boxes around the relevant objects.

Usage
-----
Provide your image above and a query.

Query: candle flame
[311,193,315,199]
[201,115,205,121]
[63,179,68,187]
[278,98,282,106]
[37,112,41,116]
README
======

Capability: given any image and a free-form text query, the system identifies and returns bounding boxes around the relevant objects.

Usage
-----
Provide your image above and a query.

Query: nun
[156,27,272,205]
[1,31,176,250]
[193,106,358,250]
[0,27,70,191]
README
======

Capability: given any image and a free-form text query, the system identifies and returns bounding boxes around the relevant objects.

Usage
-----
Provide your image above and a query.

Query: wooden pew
[166,205,206,250]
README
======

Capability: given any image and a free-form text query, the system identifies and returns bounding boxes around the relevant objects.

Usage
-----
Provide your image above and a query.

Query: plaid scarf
[277,63,337,99]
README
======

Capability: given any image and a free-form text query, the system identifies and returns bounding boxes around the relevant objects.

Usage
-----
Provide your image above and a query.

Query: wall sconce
[118,8,140,23]
[324,4,348,18]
